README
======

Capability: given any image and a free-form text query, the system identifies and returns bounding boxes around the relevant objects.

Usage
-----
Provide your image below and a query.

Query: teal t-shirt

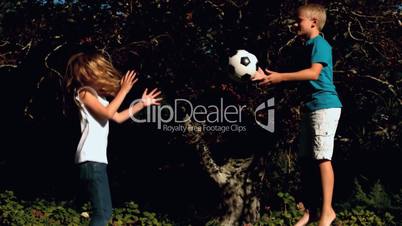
[303,35,342,111]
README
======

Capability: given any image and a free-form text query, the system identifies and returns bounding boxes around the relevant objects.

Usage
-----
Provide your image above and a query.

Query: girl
[65,51,161,226]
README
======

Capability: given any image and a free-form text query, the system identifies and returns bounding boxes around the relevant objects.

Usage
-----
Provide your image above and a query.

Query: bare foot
[318,208,336,226]
[294,211,310,226]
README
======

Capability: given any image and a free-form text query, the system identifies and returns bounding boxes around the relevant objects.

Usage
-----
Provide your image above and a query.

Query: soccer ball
[228,49,258,82]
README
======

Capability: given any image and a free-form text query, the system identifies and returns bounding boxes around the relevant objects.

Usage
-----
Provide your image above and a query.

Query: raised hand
[120,70,138,94]
[141,88,162,107]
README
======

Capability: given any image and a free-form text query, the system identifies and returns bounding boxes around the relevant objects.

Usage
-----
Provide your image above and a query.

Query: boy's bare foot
[80,211,90,218]
[294,211,310,226]
[318,208,336,226]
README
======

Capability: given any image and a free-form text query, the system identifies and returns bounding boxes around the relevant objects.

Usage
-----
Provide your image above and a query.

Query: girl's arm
[112,88,162,124]
[78,71,137,121]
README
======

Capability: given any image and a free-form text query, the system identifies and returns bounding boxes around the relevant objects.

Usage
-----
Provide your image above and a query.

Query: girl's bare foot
[294,211,310,226]
[318,208,336,226]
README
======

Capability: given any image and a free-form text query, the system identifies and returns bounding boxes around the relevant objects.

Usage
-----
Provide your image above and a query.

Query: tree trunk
[184,120,266,225]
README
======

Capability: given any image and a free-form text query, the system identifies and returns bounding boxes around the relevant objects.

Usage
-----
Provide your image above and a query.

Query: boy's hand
[252,68,283,86]
[259,69,283,86]
[120,70,138,94]
[252,67,267,81]
[141,88,162,107]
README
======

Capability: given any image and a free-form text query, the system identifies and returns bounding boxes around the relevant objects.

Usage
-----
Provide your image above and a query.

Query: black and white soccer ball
[228,49,258,82]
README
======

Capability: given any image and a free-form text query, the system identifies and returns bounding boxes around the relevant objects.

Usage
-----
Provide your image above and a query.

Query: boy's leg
[318,160,336,226]
[295,157,321,226]
[295,113,320,226]
[311,108,341,226]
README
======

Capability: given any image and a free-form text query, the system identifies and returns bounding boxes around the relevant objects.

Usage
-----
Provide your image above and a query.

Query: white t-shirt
[74,87,109,164]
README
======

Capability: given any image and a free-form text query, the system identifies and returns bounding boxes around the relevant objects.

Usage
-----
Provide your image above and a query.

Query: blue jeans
[79,162,112,226]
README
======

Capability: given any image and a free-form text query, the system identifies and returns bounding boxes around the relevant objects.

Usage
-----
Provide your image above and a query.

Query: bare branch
[21,40,32,56]
[359,75,402,105]
[0,41,10,47]
[348,22,366,43]
[44,42,67,79]
[351,11,384,20]
[225,0,250,9]
[278,35,297,56]
[0,64,17,69]
[197,142,228,185]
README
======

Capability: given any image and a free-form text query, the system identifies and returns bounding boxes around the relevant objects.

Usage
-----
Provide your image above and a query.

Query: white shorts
[299,108,341,160]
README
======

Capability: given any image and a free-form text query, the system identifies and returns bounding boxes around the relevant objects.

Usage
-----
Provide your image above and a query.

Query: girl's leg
[80,162,112,226]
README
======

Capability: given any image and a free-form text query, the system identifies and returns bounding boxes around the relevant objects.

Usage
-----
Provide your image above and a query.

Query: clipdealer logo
[129,98,274,133]
[254,98,275,132]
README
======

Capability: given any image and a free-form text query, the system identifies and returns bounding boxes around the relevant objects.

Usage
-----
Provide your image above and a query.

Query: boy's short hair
[298,3,327,31]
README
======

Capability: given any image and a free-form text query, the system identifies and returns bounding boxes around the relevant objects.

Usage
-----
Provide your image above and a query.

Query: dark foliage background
[0,0,401,224]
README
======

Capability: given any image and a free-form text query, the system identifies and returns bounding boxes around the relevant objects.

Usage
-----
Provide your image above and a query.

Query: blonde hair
[298,3,327,31]
[65,52,121,97]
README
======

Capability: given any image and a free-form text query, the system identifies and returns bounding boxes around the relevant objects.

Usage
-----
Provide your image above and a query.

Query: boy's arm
[280,63,322,81]
[253,63,322,86]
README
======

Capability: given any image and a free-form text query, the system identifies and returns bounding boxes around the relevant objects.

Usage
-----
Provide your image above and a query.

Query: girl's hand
[120,70,138,94]
[141,88,162,107]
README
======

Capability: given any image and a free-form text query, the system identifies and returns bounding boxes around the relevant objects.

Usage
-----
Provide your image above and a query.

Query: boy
[252,3,341,226]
